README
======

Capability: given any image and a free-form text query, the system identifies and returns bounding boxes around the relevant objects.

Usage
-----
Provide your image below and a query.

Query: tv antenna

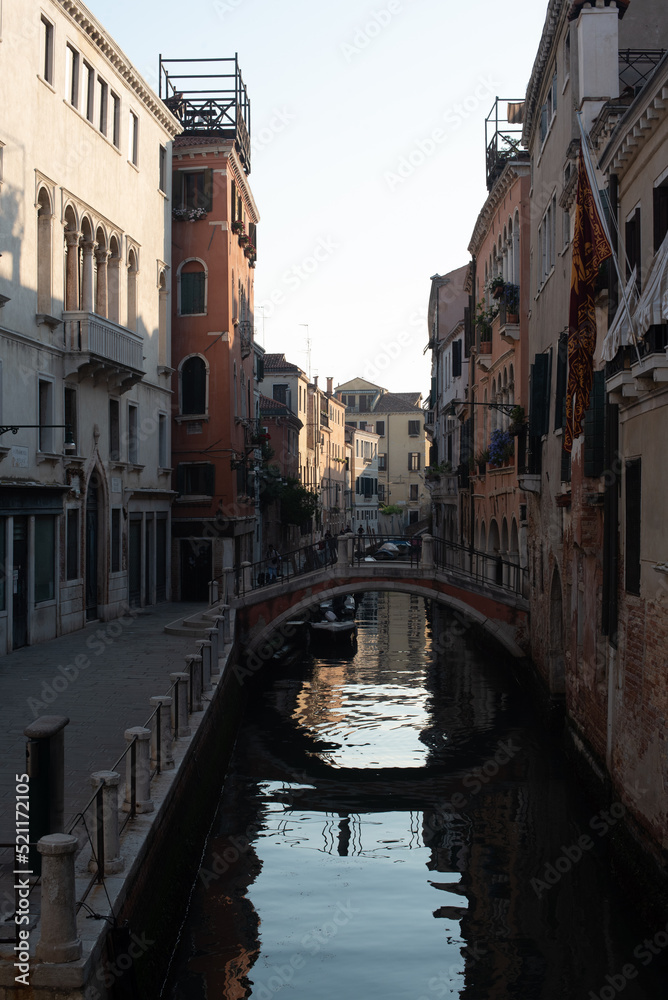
[299,323,311,380]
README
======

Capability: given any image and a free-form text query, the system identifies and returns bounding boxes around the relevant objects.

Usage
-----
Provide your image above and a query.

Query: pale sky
[87,0,548,394]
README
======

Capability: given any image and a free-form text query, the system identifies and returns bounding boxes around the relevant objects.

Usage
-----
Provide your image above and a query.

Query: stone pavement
[0,602,206,848]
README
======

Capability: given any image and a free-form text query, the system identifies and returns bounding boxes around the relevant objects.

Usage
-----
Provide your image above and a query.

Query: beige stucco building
[0,0,179,650]
[335,377,429,528]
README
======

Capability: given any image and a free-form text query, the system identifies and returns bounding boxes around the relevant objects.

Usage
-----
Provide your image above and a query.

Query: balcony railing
[238,320,253,358]
[63,312,144,372]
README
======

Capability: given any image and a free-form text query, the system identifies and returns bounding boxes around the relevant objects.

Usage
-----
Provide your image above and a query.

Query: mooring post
[200,640,213,692]
[24,715,69,874]
[150,696,174,770]
[186,653,203,712]
[122,728,153,814]
[88,771,123,875]
[169,672,191,738]
[35,834,81,963]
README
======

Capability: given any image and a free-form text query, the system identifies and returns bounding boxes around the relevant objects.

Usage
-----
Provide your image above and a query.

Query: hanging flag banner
[564,143,612,453]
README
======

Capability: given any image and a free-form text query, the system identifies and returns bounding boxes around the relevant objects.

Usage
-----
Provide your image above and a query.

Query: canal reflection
[165,592,667,1000]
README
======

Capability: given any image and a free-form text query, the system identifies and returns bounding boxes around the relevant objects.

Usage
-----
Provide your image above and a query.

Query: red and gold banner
[564,144,612,453]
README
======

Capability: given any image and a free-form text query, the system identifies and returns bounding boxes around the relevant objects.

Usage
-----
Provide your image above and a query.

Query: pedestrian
[266,545,279,582]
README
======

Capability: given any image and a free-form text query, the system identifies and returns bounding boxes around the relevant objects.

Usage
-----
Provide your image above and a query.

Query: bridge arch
[242,579,525,662]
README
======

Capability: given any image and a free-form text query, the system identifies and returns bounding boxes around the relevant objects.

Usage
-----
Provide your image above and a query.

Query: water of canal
[165,592,667,999]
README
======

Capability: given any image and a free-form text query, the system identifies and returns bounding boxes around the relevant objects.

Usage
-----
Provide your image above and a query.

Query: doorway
[12,517,28,649]
[180,539,211,601]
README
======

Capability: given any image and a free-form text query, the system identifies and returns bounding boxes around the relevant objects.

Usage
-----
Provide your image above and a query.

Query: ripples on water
[166,592,667,1000]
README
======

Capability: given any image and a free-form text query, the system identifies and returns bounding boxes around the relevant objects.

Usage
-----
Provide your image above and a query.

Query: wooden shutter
[453,340,462,378]
[249,222,257,252]
[554,332,568,430]
[653,184,668,253]
[202,169,214,212]
[464,305,472,358]
[231,179,237,221]
[172,171,182,210]
[584,370,605,477]
[625,459,641,594]
[204,463,215,497]
[176,464,186,495]
[529,354,550,438]
[256,356,264,382]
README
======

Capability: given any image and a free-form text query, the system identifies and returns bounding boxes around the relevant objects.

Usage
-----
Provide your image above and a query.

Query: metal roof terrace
[159,55,252,173]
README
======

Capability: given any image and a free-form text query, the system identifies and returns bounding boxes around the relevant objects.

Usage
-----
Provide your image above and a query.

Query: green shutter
[231,179,237,221]
[584,370,605,477]
[554,332,568,430]
[202,168,214,212]
[453,340,462,377]
[172,171,182,210]
[181,272,205,315]
[529,354,550,438]
[204,463,215,497]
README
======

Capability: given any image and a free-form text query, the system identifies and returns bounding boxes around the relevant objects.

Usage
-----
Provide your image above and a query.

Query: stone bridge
[228,536,529,662]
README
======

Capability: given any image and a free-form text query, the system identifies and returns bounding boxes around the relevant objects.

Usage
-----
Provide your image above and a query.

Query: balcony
[63,312,144,393]
[238,320,253,359]
[631,324,668,390]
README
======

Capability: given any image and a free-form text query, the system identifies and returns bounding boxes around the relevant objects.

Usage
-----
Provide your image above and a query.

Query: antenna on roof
[299,323,311,380]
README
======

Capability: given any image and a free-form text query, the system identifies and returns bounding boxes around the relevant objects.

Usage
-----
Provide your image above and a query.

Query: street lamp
[0,424,76,451]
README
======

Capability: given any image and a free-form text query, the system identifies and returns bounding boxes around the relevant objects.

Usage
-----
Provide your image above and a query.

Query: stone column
[149,696,174,771]
[200,640,212,692]
[64,230,82,313]
[170,672,191,738]
[206,626,219,673]
[24,715,69,872]
[95,247,110,317]
[81,240,96,314]
[338,533,352,570]
[186,654,203,712]
[35,834,81,963]
[88,771,123,875]
[107,255,122,324]
[421,534,434,570]
[240,561,252,595]
[122,727,153,814]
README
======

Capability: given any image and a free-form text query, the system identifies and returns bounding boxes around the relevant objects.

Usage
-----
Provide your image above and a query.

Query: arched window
[37,188,52,314]
[64,205,80,312]
[179,259,206,316]
[127,248,138,332]
[180,355,207,415]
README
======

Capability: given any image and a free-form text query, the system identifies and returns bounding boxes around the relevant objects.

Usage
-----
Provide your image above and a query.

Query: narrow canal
[165,593,667,999]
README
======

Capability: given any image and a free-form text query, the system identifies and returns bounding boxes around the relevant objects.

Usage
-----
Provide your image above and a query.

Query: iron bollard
[169,672,191,738]
[122,728,153,815]
[24,715,69,873]
[149,696,174,771]
[35,834,81,963]
[88,771,123,876]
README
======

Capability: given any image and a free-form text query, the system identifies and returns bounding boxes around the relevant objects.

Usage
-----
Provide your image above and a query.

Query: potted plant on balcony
[239,232,250,247]
[503,283,520,323]
[231,220,245,235]
[173,206,208,222]
[488,429,514,468]
[490,275,505,299]
[476,300,495,351]
[474,448,489,475]
[509,405,525,435]
[244,242,256,259]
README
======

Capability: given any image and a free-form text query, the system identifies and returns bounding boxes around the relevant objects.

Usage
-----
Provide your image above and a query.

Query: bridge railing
[216,537,341,599]
[432,536,526,596]
[351,533,421,567]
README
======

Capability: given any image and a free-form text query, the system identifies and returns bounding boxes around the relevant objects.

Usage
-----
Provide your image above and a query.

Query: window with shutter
[654,181,668,253]
[625,459,641,594]
[625,208,641,292]
[231,179,237,220]
[529,354,550,438]
[540,104,549,144]
[375,420,385,436]
[180,269,206,315]
[453,340,462,378]
[554,332,568,430]
[584,370,605,477]
[408,420,420,436]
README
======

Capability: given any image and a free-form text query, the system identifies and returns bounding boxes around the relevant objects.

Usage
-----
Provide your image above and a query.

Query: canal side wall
[0,613,246,1000]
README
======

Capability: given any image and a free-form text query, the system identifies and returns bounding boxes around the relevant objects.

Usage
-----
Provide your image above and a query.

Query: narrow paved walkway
[0,602,206,847]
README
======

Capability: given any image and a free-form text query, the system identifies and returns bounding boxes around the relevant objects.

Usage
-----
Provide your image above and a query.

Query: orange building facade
[463,115,531,586]
[165,59,260,600]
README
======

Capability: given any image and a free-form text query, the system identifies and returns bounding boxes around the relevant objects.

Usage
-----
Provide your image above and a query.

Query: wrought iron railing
[432,537,526,596]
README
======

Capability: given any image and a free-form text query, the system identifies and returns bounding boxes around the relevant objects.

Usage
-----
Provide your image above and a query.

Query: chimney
[577,1,620,132]
[313,375,318,388]
[327,377,333,395]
